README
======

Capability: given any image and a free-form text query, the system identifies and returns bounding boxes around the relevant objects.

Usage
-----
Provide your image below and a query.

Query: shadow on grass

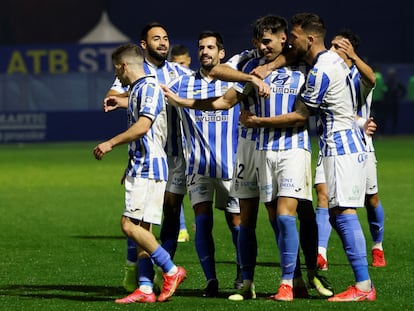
[0,284,125,302]
[0,282,332,302]
[71,235,124,240]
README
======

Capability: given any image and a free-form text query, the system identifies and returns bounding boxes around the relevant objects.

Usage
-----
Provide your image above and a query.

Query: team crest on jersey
[169,70,178,80]
[147,82,156,89]
[144,96,153,103]
[221,84,229,93]
[272,73,292,86]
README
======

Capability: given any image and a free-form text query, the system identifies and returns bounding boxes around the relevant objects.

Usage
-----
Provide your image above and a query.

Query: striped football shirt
[300,50,366,156]
[168,70,239,178]
[126,75,168,181]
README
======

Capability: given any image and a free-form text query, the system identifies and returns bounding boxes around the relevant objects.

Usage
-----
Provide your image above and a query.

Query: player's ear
[219,49,225,61]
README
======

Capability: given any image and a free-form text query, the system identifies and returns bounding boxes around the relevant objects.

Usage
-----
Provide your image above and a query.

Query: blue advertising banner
[0,43,124,75]
[0,110,126,143]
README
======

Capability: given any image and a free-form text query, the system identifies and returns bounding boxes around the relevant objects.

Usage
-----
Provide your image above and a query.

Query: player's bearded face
[147,44,168,63]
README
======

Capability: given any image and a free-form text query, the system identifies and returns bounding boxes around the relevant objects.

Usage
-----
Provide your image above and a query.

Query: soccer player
[102,80,141,293]
[93,43,186,303]
[229,15,313,301]
[168,44,193,243]
[169,44,192,69]
[240,12,377,302]
[165,31,241,297]
[315,29,386,270]
[103,22,192,297]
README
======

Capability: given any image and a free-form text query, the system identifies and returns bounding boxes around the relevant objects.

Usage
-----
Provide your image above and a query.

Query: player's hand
[251,76,270,98]
[250,64,269,80]
[103,96,128,112]
[239,109,258,128]
[93,141,112,160]
[364,117,377,136]
[103,96,119,112]
[160,84,181,107]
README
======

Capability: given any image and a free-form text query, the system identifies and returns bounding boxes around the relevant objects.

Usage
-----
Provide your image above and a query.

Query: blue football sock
[239,224,257,281]
[138,257,154,287]
[126,237,138,263]
[334,213,369,282]
[150,246,174,273]
[366,201,384,243]
[195,213,216,280]
[277,215,299,280]
[231,224,240,265]
[315,207,332,249]
[179,204,187,230]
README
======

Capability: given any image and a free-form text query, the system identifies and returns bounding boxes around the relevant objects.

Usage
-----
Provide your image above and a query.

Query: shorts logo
[234,179,239,192]
[357,153,367,163]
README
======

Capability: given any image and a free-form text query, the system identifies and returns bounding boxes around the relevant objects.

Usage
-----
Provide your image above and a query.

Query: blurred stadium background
[1,0,413,143]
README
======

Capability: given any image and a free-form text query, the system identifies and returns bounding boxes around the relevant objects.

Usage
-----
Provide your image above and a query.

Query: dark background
[1,0,413,64]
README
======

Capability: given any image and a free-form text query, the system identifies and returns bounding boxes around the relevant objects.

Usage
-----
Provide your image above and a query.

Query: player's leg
[365,152,386,267]
[314,153,331,270]
[160,155,187,258]
[116,178,186,303]
[188,174,218,297]
[297,200,334,297]
[216,181,242,290]
[326,154,375,302]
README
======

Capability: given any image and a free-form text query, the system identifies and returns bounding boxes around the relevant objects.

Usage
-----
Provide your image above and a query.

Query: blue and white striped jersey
[126,75,168,181]
[237,62,310,151]
[300,50,365,156]
[168,70,239,179]
[350,65,375,152]
[226,49,261,72]
[143,59,193,157]
[227,51,263,142]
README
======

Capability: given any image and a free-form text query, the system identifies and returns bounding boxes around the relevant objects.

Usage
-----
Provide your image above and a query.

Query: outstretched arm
[250,46,298,79]
[93,116,152,160]
[160,84,243,111]
[209,63,270,97]
[239,99,310,128]
[103,95,128,112]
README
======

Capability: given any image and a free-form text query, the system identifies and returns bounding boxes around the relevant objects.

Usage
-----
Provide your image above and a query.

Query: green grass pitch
[0,137,413,310]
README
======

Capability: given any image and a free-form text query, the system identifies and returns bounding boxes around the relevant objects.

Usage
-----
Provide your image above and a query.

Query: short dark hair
[198,31,224,50]
[335,28,360,50]
[291,13,326,37]
[140,22,167,41]
[252,15,288,39]
[112,43,143,64]
[170,44,190,57]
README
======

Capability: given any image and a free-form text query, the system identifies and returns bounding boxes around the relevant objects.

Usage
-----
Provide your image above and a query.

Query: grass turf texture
[0,137,413,310]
